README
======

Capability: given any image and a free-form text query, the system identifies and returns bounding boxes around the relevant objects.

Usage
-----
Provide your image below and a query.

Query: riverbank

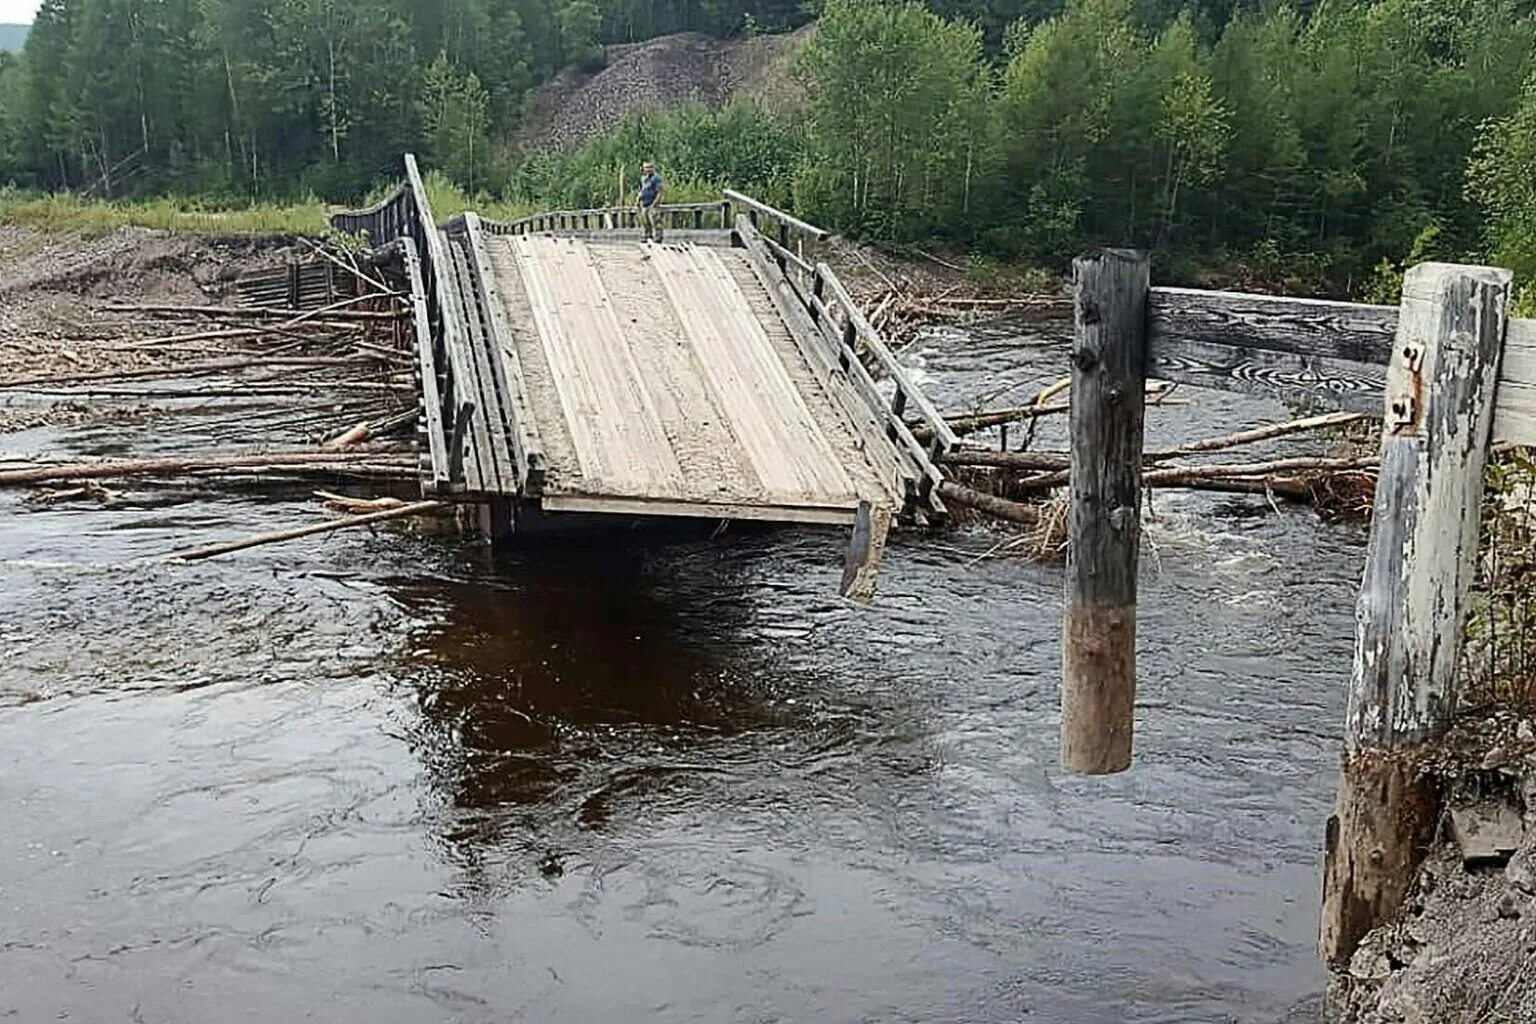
[1330,707,1536,1022]
[1325,435,1536,1021]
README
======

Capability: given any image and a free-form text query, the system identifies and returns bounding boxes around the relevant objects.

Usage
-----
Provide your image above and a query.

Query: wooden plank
[1321,262,1512,965]
[840,501,893,603]
[723,189,828,241]
[463,213,546,495]
[1495,318,1536,445]
[1147,335,1386,412]
[1150,286,1535,434]
[509,236,682,495]
[652,245,857,503]
[1061,249,1149,776]
[814,262,958,451]
[508,236,623,490]
[800,289,946,510]
[433,231,490,494]
[399,237,451,493]
[1149,287,1398,365]
[446,236,516,495]
[760,235,814,276]
[799,285,947,511]
[541,493,858,526]
[501,227,733,247]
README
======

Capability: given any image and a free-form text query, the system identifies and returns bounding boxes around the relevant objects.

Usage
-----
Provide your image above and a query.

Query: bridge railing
[330,155,458,493]
[483,201,735,237]
[729,216,955,517]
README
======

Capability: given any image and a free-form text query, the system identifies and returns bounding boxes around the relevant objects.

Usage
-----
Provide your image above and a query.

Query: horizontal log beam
[1147,287,1536,442]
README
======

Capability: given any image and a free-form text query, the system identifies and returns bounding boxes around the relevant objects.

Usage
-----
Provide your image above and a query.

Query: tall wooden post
[1320,263,1512,964]
[1062,249,1149,775]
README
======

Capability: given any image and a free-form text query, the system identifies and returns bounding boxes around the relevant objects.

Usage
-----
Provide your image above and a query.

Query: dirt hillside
[515,26,813,154]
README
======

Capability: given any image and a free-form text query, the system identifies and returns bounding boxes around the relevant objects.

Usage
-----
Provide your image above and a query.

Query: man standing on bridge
[637,161,665,244]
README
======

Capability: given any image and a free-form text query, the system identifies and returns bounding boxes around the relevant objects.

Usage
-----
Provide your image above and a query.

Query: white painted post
[1320,263,1512,964]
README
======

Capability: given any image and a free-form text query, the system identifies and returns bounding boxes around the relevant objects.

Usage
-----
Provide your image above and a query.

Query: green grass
[418,171,537,224]
[0,188,331,236]
[0,171,732,240]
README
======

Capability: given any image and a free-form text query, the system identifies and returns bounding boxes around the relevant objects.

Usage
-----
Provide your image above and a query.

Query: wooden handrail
[483,202,731,235]
[723,190,828,241]
[813,263,957,452]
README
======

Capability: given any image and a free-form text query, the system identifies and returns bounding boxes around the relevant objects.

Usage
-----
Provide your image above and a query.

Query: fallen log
[102,302,403,322]
[1142,455,1378,485]
[0,450,405,487]
[1015,455,1379,492]
[169,499,444,561]
[940,449,1069,470]
[1,355,373,390]
[1143,474,1315,502]
[297,239,398,298]
[936,481,1040,525]
[1162,410,1369,456]
[916,403,1069,441]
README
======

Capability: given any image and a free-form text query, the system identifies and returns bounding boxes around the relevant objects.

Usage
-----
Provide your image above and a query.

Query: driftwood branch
[1162,410,1369,455]
[1013,455,1377,492]
[170,499,444,561]
[1142,455,1377,485]
[916,403,1068,441]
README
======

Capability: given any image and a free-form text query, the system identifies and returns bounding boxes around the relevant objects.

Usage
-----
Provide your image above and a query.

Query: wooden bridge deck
[481,234,892,523]
[330,156,956,580]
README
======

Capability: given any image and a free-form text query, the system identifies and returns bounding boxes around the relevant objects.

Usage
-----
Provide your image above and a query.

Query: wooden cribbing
[1319,263,1512,964]
[1061,249,1149,776]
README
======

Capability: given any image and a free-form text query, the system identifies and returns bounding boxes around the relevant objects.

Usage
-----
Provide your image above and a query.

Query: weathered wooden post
[1062,249,1149,775]
[1320,263,1512,963]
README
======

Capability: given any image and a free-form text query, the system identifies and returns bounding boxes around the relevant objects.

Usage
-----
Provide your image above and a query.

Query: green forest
[2,0,1536,298]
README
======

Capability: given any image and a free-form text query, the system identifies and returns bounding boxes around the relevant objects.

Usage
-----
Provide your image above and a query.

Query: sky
[0,0,38,25]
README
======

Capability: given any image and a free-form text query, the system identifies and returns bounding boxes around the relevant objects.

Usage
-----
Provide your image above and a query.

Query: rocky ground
[514,26,812,153]
[1332,708,1536,1022]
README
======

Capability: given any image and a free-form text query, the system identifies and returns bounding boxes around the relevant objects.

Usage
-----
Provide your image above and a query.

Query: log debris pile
[923,388,1380,551]
[827,237,1068,351]
[0,242,447,559]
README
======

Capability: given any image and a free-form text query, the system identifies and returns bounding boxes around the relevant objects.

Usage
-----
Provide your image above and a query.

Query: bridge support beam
[1061,249,1149,776]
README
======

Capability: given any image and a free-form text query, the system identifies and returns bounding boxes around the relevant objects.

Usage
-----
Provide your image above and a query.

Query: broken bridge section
[331,156,954,576]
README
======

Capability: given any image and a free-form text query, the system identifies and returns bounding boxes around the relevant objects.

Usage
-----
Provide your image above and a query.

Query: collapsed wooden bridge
[332,156,954,594]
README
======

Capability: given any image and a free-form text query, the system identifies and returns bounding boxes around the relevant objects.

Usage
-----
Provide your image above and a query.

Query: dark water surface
[0,320,1356,1022]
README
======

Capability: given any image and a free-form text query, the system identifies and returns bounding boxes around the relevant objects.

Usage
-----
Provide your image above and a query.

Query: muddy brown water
[0,318,1353,1022]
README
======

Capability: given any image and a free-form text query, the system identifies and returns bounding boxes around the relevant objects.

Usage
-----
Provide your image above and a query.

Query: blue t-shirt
[639,172,662,206]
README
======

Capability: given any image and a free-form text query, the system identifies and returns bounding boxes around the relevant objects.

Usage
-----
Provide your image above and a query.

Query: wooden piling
[1319,263,1512,964]
[1061,250,1149,776]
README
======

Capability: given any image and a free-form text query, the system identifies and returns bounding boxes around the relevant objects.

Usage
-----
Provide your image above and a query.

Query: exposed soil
[0,225,304,382]
[1331,708,1536,1023]
[514,26,813,153]
[0,226,409,453]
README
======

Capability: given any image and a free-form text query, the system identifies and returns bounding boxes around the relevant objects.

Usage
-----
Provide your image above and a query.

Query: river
[0,317,1357,1022]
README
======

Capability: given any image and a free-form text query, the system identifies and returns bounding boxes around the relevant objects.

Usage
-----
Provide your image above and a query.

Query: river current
[0,317,1354,1022]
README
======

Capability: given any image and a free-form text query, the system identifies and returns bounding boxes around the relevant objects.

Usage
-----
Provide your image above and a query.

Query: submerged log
[170,499,444,561]
[936,480,1039,524]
